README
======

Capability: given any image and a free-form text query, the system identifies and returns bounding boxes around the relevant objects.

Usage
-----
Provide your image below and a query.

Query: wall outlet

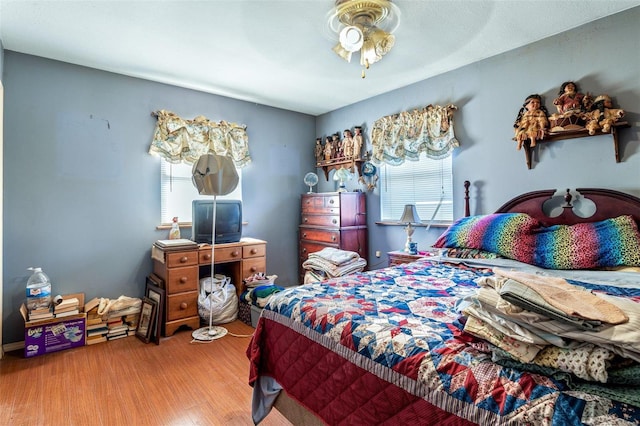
[375,250,381,258]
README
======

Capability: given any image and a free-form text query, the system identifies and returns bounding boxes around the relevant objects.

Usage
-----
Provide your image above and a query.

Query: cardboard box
[20,293,86,358]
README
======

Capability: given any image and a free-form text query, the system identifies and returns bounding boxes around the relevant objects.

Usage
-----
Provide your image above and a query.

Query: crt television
[191,199,242,244]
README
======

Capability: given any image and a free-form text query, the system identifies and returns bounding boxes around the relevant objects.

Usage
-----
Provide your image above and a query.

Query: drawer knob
[250,248,257,254]
[303,217,308,223]
[332,219,337,224]
[180,276,188,283]
[203,253,211,260]
[180,256,188,263]
[332,236,336,241]
[250,266,257,272]
[232,250,240,257]
[329,199,335,204]
[302,248,307,253]
[180,302,187,310]
[302,233,307,238]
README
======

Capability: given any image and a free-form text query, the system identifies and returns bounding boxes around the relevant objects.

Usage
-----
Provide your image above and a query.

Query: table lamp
[400,204,421,253]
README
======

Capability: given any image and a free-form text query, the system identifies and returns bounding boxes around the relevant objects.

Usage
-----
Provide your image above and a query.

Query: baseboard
[3,341,24,353]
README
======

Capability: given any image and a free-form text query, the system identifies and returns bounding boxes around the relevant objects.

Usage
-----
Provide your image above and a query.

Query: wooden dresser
[299,192,368,281]
[152,238,267,336]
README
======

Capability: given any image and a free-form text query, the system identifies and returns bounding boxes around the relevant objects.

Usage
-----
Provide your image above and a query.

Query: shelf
[522,121,630,169]
[316,158,364,180]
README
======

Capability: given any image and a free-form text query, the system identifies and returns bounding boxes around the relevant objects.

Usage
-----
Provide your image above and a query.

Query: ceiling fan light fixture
[327,0,400,75]
[333,43,353,62]
[339,25,364,52]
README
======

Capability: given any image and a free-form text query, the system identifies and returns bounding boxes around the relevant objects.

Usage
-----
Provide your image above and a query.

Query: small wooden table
[387,250,425,267]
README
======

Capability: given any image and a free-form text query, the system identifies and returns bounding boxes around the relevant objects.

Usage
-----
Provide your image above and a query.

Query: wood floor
[0,320,292,426]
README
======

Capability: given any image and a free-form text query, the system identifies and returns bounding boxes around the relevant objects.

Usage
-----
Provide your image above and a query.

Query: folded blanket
[308,247,361,266]
[302,256,367,278]
[494,268,629,325]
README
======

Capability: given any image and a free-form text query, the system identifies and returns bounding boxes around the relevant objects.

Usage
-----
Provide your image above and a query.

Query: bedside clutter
[238,273,283,328]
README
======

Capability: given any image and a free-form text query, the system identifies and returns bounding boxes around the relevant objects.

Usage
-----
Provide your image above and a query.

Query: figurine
[353,126,363,160]
[585,94,625,135]
[324,136,333,161]
[314,137,323,164]
[553,81,590,115]
[549,81,592,131]
[332,133,342,159]
[513,94,549,150]
[342,129,354,159]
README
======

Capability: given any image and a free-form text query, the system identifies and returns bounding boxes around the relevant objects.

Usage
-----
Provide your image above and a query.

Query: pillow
[533,215,640,269]
[433,213,538,263]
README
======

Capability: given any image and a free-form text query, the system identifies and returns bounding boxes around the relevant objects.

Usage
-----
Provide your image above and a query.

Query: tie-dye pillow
[433,213,538,263]
[533,215,640,269]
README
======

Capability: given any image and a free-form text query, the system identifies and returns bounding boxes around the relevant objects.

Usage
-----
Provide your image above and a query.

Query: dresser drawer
[242,257,266,279]
[300,240,338,260]
[301,194,340,214]
[166,291,198,321]
[165,266,198,294]
[301,214,340,227]
[300,227,340,244]
[165,251,199,267]
[215,246,243,262]
[243,243,266,258]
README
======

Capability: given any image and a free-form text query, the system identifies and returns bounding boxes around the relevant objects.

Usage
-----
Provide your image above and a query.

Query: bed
[247,184,640,425]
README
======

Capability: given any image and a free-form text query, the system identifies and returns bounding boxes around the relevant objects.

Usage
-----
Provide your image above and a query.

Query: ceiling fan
[327,0,401,77]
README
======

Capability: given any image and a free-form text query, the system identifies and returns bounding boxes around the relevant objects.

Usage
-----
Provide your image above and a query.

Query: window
[160,160,242,224]
[379,155,453,224]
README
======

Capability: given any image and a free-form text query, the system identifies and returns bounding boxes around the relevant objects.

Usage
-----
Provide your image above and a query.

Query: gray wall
[2,53,315,344]
[3,8,639,345]
[316,8,640,262]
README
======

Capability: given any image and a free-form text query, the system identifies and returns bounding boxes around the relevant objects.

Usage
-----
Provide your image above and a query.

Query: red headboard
[494,187,640,226]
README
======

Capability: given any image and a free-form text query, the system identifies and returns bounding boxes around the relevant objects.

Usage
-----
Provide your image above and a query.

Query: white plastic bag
[198,275,238,324]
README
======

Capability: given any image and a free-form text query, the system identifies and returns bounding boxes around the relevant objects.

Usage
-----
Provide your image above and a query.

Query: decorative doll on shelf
[584,94,625,135]
[549,81,592,131]
[332,133,342,159]
[513,94,549,150]
[353,126,364,160]
[324,136,333,161]
[342,129,354,159]
[314,137,323,164]
[553,81,590,115]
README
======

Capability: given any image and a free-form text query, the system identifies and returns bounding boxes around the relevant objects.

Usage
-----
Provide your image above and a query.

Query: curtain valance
[371,104,459,165]
[149,110,251,167]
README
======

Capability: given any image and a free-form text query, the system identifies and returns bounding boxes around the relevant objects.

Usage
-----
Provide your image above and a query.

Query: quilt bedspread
[247,259,640,425]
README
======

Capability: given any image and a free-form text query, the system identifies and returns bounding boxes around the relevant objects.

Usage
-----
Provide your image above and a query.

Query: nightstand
[387,250,425,266]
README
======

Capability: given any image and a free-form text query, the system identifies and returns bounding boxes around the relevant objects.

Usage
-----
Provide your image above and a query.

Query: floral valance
[371,104,459,165]
[148,110,251,167]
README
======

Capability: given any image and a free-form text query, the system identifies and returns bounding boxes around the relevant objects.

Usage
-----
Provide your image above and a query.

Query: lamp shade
[399,204,421,224]
[191,154,239,196]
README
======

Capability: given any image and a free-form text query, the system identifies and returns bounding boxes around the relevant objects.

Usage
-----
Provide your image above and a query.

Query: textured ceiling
[1,0,638,115]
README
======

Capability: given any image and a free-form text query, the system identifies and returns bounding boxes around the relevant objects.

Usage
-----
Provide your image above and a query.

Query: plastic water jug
[26,267,52,311]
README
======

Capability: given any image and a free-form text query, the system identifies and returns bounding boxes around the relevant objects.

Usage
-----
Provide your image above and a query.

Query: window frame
[159,159,242,226]
[377,154,453,227]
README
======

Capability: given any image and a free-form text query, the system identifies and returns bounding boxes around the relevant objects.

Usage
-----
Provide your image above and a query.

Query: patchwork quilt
[247,259,640,425]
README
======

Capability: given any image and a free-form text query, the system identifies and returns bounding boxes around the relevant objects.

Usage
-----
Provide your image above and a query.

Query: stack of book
[54,296,80,318]
[28,305,54,321]
[106,302,142,341]
[85,297,108,345]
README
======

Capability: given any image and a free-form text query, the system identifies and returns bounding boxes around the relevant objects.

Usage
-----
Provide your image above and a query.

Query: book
[84,297,100,313]
[54,304,79,314]
[155,239,198,248]
[55,309,80,318]
[56,297,79,309]
[86,317,106,326]
[29,311,54,321]
[86,336,107,345]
